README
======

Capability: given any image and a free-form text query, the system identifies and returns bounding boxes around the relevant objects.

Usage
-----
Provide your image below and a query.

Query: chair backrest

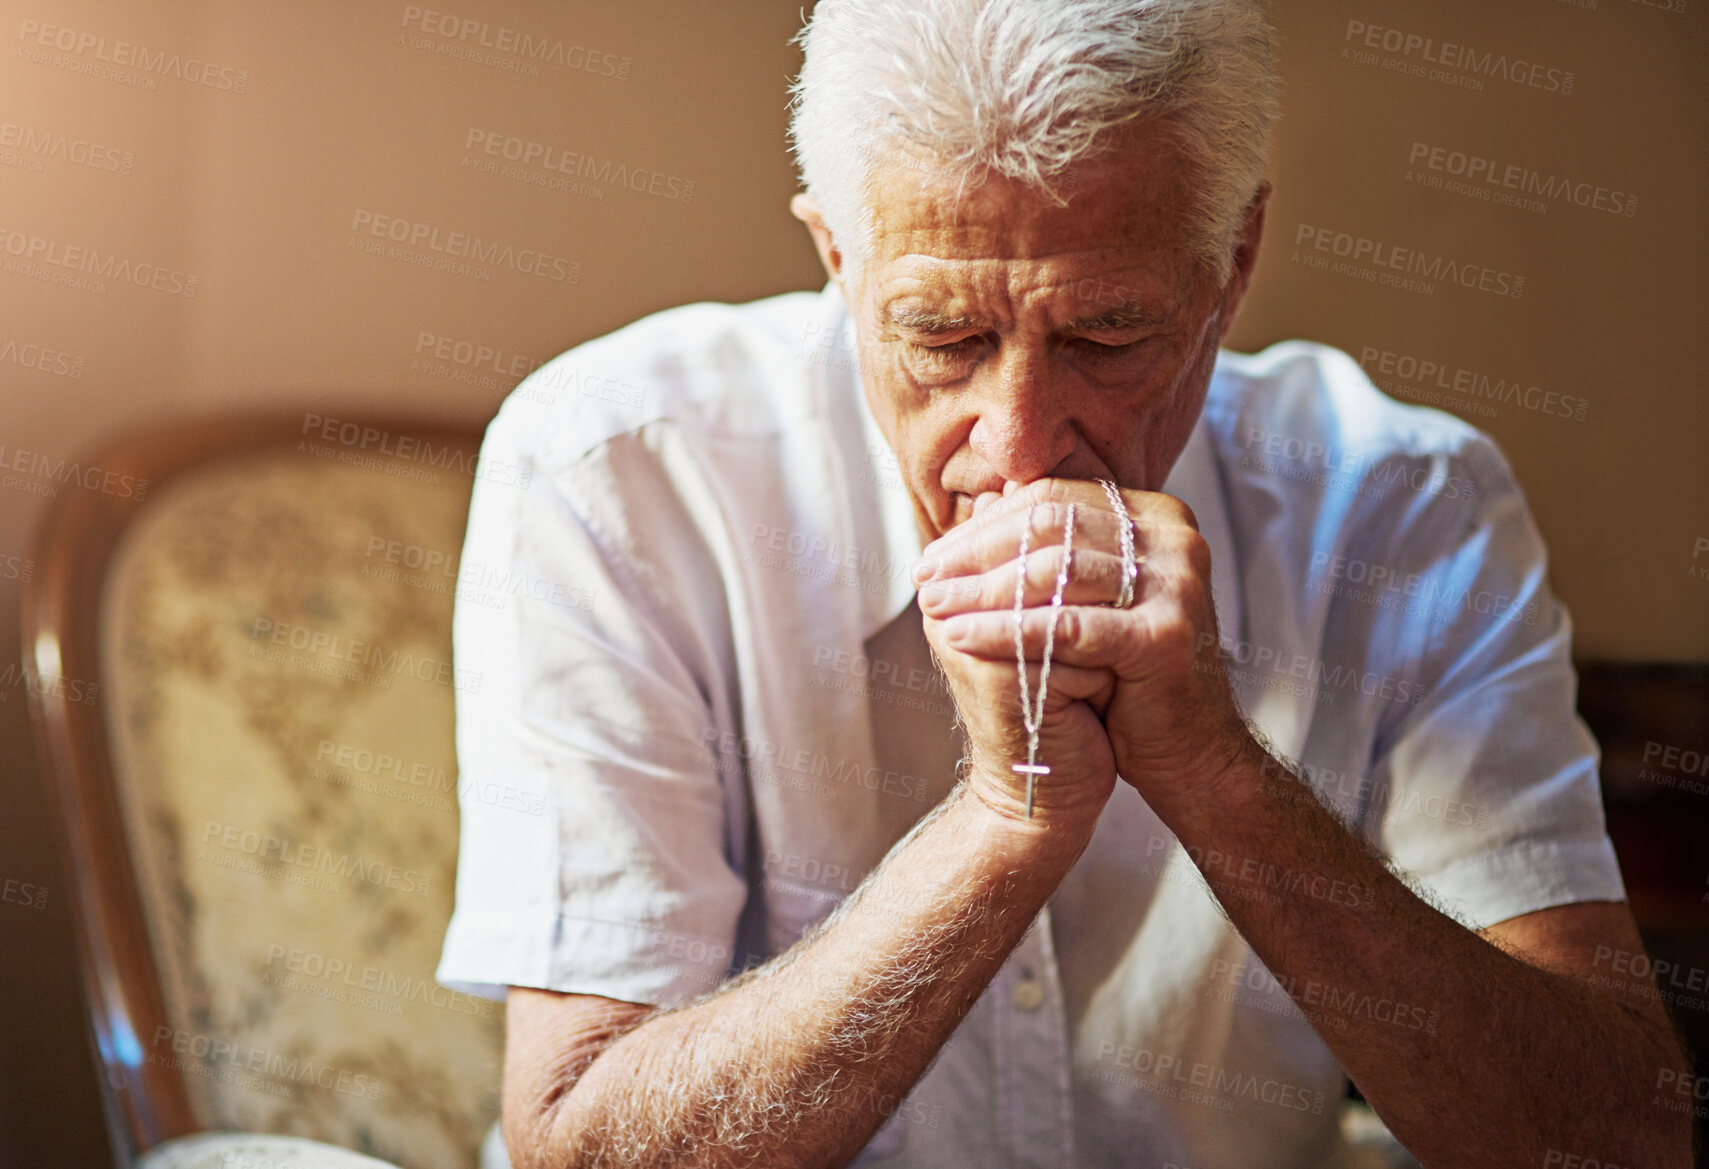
[24,415,504,1169]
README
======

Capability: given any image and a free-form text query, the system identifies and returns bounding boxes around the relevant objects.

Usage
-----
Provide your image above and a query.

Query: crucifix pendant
[1013,758,1051,818]
[1012,500,1076,820]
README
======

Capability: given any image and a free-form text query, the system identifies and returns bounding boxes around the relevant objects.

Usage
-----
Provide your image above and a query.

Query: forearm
[1158,741,1691,1168]
[536,781,1089,1169]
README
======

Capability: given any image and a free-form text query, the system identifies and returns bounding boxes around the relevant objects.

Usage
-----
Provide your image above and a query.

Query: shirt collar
[832,282,1243,648]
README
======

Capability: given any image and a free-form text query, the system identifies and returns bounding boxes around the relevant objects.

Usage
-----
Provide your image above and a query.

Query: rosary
[1011,480,1137,817]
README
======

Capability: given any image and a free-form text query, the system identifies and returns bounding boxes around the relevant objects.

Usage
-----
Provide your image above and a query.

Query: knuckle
[1169,497,1203,533]
[1181,530,1212,577]
[1154,527,1210,579]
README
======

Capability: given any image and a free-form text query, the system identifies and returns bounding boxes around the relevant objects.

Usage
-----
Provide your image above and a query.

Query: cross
[1012,501,1077,821]
[1012,760,1051,818]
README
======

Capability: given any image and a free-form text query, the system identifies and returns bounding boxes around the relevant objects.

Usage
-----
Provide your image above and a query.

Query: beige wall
[0,1,1703,1161]
[1229,2,1709,662]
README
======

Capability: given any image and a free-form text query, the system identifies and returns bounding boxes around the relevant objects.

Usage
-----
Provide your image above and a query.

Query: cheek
[890,408,964,491]
[861,382,967,521]
[864,352,953,460]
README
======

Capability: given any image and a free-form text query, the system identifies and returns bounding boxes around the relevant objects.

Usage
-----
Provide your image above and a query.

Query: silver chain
[1098,479,1137,609]
[1013,502,1078,817]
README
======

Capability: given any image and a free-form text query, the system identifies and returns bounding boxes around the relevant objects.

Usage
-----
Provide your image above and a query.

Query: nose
[966,343,1077,485]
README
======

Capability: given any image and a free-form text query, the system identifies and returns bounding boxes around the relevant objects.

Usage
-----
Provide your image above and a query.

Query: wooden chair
[22,413,505,1168]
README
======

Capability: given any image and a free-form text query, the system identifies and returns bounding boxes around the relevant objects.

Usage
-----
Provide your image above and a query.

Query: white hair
[788,0,1279,285]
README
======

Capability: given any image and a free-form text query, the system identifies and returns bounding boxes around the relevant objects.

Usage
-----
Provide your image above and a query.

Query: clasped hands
[913,478,1256,830]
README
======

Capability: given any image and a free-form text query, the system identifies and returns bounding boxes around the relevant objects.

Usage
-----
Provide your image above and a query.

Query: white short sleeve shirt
[437,282,1625,1168]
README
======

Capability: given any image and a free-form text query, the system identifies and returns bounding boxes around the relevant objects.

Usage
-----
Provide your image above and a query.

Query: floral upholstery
[101,447,504,1169]
[139,1131,404,1169]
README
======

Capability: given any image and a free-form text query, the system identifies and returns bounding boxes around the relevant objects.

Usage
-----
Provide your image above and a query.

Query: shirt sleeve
[1358,435,1627,931]
[436,421,748,1006]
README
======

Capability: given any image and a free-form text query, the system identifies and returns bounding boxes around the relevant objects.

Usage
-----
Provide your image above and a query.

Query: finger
[920,478,1106,572]
[920,512,1207,617]
[918,477,1203,584]
[938,599,1210,680]
[916,495,1133,585]
[949,477,1192,544]
[1035,663,1117,718]
[918,544,1133,617]
[945,655,1115,716]
[940,604,1127,665]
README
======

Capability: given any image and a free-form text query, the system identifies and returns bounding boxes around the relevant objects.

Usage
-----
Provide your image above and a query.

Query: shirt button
[1011,977,1045,1012]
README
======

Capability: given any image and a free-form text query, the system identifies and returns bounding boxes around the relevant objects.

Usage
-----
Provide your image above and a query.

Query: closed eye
[1070,337,1146,357]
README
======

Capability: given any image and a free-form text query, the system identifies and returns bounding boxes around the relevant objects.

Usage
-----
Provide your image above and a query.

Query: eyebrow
[882,305,983,335]
[1065,304,1166,332]
[880,301,1166,336]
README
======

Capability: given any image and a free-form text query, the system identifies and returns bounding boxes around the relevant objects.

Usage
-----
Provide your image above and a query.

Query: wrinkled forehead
[853,132,1210,317]
[857,123,1206,282]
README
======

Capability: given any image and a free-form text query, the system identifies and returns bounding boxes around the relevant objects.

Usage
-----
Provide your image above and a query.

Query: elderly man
[437,1,1690,1166]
